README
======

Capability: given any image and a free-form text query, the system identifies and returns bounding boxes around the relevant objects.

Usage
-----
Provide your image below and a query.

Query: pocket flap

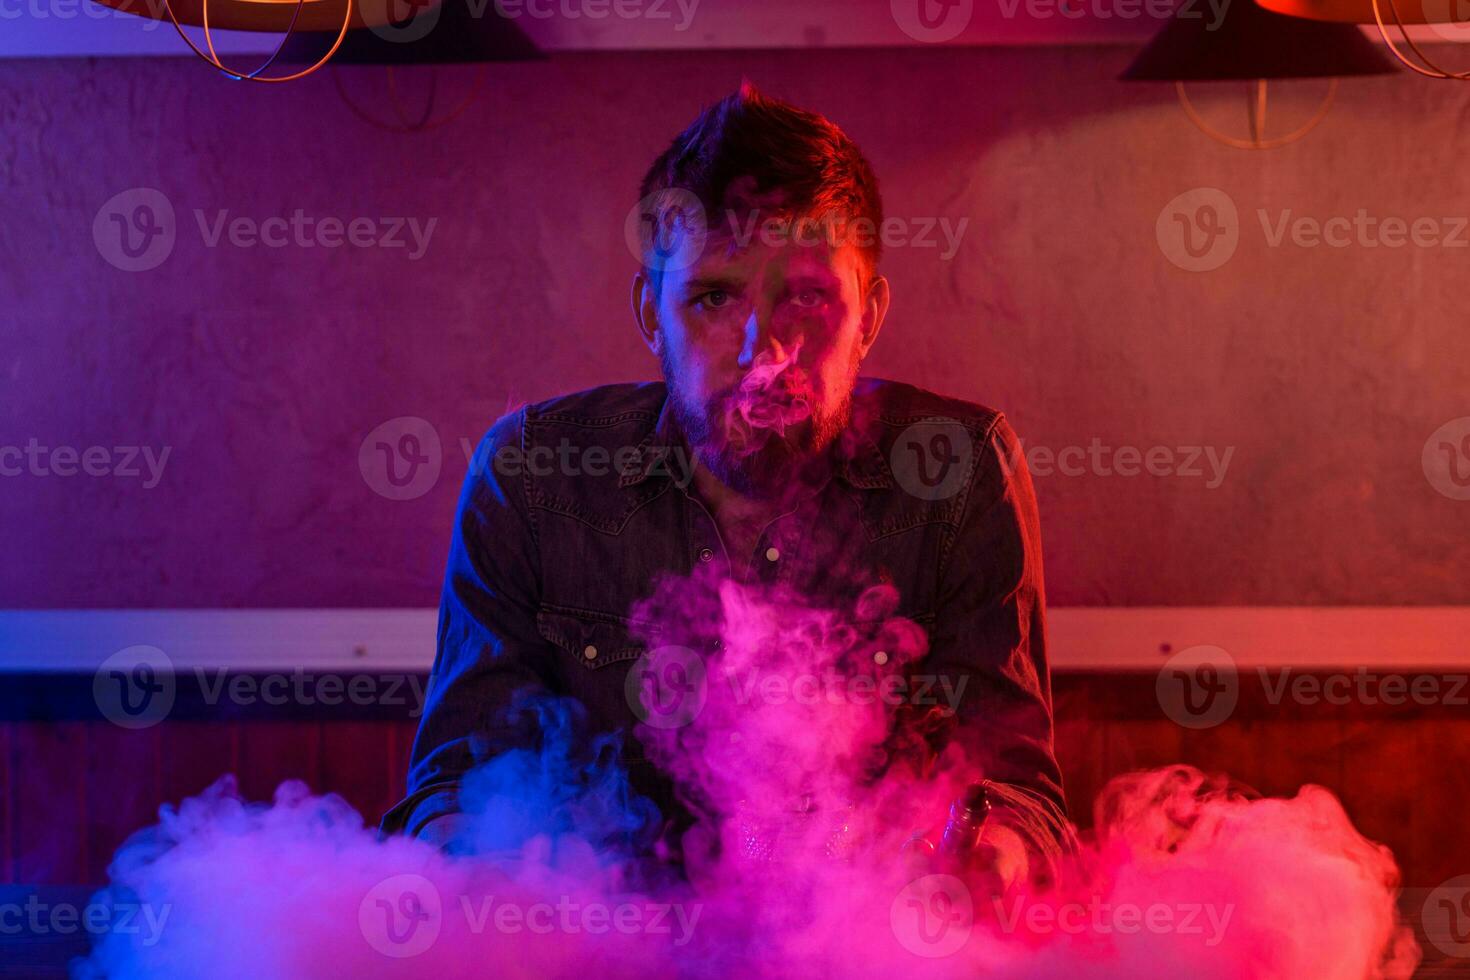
[536,606,656,669]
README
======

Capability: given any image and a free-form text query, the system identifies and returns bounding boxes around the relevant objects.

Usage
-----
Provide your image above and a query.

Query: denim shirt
[382,377,1068,866]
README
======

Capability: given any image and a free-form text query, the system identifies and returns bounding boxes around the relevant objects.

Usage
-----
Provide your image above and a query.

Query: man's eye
[792,289,824,307]
[698,290,731,309]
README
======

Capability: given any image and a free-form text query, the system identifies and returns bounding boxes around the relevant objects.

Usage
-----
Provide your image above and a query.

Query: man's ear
[857,273,891,357]
[630,271,662,357]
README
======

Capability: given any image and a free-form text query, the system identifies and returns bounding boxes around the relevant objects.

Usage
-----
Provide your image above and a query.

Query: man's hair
[637,80,884,291]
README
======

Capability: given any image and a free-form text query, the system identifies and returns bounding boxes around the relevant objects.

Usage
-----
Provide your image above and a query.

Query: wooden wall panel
[1408,718,1470,892]
[319,720,400,831]
[1179,720,1269,794]
[234,720,323,804]
[2,674,1464,906]
[157,718,240,804]
[1335,721,1424,894]
[83,725,162,885]
[0,723,13,882]
[11,722,90,885]
[1052,684,1107,830]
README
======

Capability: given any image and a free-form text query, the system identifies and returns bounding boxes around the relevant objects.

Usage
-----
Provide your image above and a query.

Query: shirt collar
[618,395,687,488]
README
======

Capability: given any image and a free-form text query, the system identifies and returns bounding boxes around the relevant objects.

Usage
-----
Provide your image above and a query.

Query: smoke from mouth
[76,573,1420,978]
[720,344,814,459]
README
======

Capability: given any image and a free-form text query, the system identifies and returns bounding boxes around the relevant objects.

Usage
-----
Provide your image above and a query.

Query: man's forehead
[683,226,857,280]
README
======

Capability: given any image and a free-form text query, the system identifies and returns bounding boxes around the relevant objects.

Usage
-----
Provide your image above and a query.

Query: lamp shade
[90,0,429,32]
[1256,0,1466,23]
[1120,0,1400,79]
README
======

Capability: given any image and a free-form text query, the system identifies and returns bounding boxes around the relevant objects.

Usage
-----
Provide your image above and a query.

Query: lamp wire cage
[1371,0,1470,78]
[160,0,352,82]
[1175,77,1340,150]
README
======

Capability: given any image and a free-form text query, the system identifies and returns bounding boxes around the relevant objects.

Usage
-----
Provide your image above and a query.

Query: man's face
[635,207,888,498]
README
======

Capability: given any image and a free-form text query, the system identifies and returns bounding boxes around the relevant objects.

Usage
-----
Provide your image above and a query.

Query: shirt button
[583,644,598,660]
[765,547,780,562]
[698,548,714,563]
[873,650,889,666]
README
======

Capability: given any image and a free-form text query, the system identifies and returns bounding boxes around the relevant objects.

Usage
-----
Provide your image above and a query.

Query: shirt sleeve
[380,408,554,839]
[923,412,1072,875]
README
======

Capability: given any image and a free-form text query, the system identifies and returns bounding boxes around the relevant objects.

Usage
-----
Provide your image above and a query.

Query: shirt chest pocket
[535,606,659,671]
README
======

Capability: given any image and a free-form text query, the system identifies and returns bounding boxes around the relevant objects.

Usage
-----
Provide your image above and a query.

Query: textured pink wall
[2,47,1468,608]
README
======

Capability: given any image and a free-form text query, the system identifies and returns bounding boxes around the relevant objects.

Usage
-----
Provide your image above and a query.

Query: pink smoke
[77,574,1420,978]
[719,344,814,457]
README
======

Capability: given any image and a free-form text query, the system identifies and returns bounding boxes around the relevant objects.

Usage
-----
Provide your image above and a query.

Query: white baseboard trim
[1046,607,1470,671]
[0,607,1466,673]
[0,609,438,673]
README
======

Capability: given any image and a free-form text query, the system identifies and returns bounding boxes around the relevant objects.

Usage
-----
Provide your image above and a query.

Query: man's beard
[663,346,856,499]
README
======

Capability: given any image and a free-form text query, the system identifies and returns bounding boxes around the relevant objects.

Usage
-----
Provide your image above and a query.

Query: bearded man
[383,83,1068,889]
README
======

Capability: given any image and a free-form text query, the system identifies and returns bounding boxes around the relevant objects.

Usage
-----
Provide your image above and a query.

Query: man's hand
[972,821,1029,894]
[417,813,472,853]
[905,806,1031,897]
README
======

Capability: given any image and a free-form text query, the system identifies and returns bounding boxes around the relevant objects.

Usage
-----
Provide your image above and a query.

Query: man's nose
[737,309,791,369]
